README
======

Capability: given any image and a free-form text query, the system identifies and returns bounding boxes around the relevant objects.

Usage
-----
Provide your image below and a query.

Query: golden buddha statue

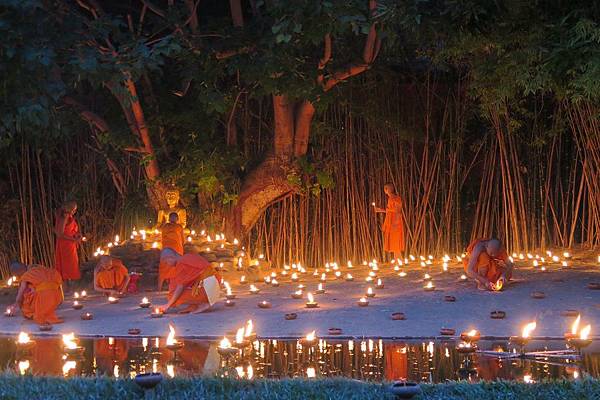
[156,189,187,229]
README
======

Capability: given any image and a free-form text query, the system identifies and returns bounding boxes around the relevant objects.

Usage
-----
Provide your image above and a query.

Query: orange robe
[383,194,405,253]
[384,343,408,381]
[96,259,129,291]
[161,223,184,255]
[463,238,511,282]
[168,254,222,307]
[55,214,80,280]
[21,266,64,324]
[94,339,129,374]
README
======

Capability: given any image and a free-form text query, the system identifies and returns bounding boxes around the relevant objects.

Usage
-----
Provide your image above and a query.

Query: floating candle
[305,292,318,308]
[357,297,369,307]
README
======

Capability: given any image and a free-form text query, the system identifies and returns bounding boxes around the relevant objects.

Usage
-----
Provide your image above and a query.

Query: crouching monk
[7,261,64,325]
[94,255,130,296]
[158,253,222,314]
[463,238,514,291]
[158,248,179,292]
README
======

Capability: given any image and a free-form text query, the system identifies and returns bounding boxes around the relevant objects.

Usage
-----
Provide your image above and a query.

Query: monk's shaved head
[384,183,396,195]
[168,212,179,223]
[486,239,501,257]
[98,255,113,267]
[161,248,181,266]
[9,261,27,277]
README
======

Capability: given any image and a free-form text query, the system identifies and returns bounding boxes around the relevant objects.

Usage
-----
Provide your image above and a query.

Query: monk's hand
[158,305,169,313]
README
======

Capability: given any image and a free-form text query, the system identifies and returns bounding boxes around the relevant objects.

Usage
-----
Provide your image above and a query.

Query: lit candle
[320,273,327,282]
[4,307,15,317]
[240,275,247,284]
[140,297,151,308]
[357,297,369,307]
[108,296,119,304]
[305,292,318,308]
[424,281,435,291]
[81,312,93,320]
[315,283,325,294]
[366,287,376,298]
[271,278,279,287]
[376,278,384,289]
[398,271,407,277]
[80,290,87,298]
[291,272,299,282]
[301,330,317,345]
[74,292,80,299]
[151,307,163,318]
[72,301,83,310]
[460,274,467,281]
[258,300,271,309]
[345,273,354,282]
[291,290,303,299]
[16,332,32,346]
[249,285,260,294]
[226,286,236,300]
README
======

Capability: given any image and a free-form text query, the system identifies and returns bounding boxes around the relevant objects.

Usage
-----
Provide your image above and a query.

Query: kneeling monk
[94,255,130,296]
[463,238,514,291]
[7,261,64,325]
[158,248,179,292]
[158,253,222,314]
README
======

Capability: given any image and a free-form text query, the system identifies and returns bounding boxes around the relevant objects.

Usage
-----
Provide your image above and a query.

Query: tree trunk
[225,94,315,238]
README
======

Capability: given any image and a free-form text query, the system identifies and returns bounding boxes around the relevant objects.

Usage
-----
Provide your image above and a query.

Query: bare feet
[178,304,199,314]
[192,303,210,314]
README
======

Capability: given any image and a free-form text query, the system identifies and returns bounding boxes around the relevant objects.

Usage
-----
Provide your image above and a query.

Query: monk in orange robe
[463,238,514,291]
[158,253,222,314]
[7,261,64,325]
[161,212,185,254]
[94,255,130,296]
[158,248,179,291]
[375,184,405,260]
[54,200,82,291]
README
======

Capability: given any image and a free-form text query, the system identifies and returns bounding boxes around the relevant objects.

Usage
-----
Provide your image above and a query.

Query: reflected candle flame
[580,325,591,340]
[522,321,536,338]
[17,332,31,344]
[572,315,581,335]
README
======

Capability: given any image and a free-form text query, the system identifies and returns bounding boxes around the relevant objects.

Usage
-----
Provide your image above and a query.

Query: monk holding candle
[374,184,405,260]
[463,238,514,291]
[7,261,64,325]
[54,200,82,292]
[94,255,130,296]
[158,253,222,314]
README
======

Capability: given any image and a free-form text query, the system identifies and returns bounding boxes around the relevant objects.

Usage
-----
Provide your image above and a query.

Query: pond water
[1,336,598,383]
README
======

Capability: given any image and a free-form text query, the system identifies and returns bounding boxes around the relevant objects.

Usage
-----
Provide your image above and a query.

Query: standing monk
[463,238,514,291]
[375,183,405,260]
[161,212,185,255]
[158,253,222,314]
[94,255,130,296]
[7,261,64,325]
[54,200,81,291]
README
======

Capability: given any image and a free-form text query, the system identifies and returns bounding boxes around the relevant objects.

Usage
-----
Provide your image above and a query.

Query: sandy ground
[1,261,599,340]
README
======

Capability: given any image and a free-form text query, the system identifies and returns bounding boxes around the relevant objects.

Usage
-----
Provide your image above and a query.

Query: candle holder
[72,301,84,310]
[391,312,406,320]
[140,299,152,308]
[490,310,506,319]
[531,291,546,299]
[299,336,317,346]
[423,282,436,291]
[460,330,481,343]
[166,341,184,351]
[328,328,343,335]
[225,300,236,307]
[561,310,580,317]
[108,296,119,304]
[357,298,369,307]
[365,288,376,298]
[4,308,15,317]
[38,323,52,332]
[80,312,94,321]
[375,281,384,290]
[345,274,354,282]
[226,293,236,300]
[315,286,325,295]
[305,300,318,308]
[271,280,280,287]
[567,337,593,350]
[151,309,164,318]
[249,286,260,295]
[128,328,141,335]
[440,328,455,336]
[291,291,303,299]
[258,301,271,309]
[285,313,297,320]
[444,295,456,302]
[134,373,163,390]
[587,282,600,290]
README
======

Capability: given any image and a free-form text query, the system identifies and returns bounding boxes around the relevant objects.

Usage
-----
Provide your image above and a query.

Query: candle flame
[7,277,13,286]
[108,296,117,302]
[306,367,316,378]
[307,292,315,303]
[62,333,78,350]
[62,360,76,376]
[571,315,581,335]
[367,287,373,295]
[18,360,29,375]
[81,290,87,297]
[425,281,433,289]
[236,327,245,344]
[305,330,316,341]
[17,332,31,344]
[580,325,591,340]
[74,292,80,299]
[151,241,159,249]
[244,320,253,337]
[219,337,232,349]
[166,324,177,346]
[359,297,367,303]
[522,321,536,338]
[142,297,149,304]
[467,329,478,337]
[318,283,323,290]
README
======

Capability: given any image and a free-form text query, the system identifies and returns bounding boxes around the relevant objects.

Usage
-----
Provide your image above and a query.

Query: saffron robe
[21,266,64,324]
[161,222,184,255]
[96,259,129,291]
[383,194,405,253]
[55,214,80,280]
[167,254,222,308]
[463,238,512,283]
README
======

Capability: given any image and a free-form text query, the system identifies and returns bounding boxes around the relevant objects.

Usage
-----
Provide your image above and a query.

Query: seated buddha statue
[156,189,187,230]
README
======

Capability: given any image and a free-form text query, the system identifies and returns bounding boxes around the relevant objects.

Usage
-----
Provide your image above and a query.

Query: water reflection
[1,337,598,383]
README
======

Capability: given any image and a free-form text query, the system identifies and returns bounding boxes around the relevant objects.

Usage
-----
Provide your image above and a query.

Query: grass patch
[0,375,599,399]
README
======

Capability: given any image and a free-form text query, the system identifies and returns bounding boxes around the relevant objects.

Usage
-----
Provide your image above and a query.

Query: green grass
[0,375,599,399]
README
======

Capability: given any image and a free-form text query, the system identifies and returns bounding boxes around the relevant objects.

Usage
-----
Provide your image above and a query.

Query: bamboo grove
[1,1,599,275]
